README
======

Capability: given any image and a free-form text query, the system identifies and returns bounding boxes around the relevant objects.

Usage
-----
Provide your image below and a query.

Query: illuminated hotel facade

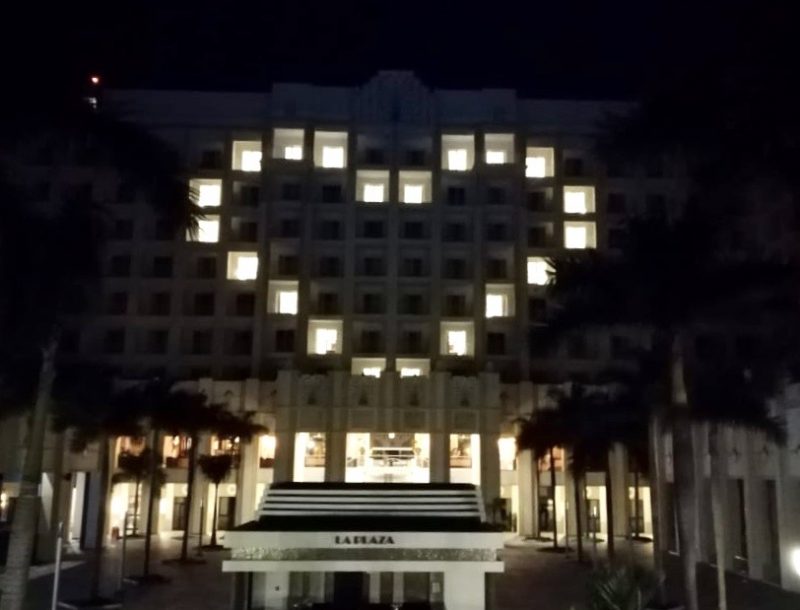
[1,72,799,598]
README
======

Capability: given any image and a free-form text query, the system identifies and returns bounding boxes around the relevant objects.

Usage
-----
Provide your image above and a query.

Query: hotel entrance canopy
[223,482,505,609]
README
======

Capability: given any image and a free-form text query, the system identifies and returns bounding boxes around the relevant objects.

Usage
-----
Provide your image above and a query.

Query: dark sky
[6,0,789,99]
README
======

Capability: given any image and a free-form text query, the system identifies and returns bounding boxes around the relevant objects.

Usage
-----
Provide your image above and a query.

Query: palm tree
[112,450,149,536]
[545,212,795,610]
[50,368,146,605]
[154,394,265,563]
[0,84,199,610]
[198,454,235,549]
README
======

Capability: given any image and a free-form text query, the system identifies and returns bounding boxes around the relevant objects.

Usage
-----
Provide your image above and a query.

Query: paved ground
[5,535,800,609]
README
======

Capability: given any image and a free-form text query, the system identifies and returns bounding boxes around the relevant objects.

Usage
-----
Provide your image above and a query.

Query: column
[443,568,486,610]
[264,572,290,609]
[744,435,770,580]
[309,572,326,602]
[368,572,381,603]
[392,572,404,605]
[236,436,259,525]
[480,433,500,517]
[609,444,629,540]
[430,432,449,483]
[517,450,537,537]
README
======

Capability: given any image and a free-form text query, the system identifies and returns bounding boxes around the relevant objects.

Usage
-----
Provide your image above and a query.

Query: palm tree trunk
[572,469,584,562]
[606,452,616,561]
[709,424,728,610]
[0,337,57,610]
[132,476,140,536]
[648,411,668,605]
[180,435,198,561]
[673,418,700,610]
[89,435,113,600]
[549,447,558,549]
[142,429,158,577]
[633,467,641,538]
[210,484,219,547]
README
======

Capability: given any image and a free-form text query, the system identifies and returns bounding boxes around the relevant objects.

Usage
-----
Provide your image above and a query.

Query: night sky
[5,0,791,99]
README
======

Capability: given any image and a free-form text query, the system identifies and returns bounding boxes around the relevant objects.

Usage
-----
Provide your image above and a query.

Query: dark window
[405,150,426,166]
[152,256,173,278]
[401,258,424,276]
[154,219,175,241]
[281,182,301,201]
[528,298,547,321]
[319,256,342,277]
[567,335,588,359]
[109,255,131,277]
[401,294,424,315]
[607,192,627,214]
[191,330,213,355]
[319,220,341,240]
[321,184,343,203]
[233,221,258,242]
[239,185,260,207]
[116,182,136,203]
[444,223,467,242]
[487,186,506,205]
[362,257,384,276]
[199,149,223,169]
[444,258,467,279]
[148,330,169,355]
[563,157,584,177]
[608,228,625,249]
[107,292,128,315]
[487,332,506,355]
[230,331,253,355]
[487,259,507,279]
[275,329,295,352]
[318,292,340,314]
[277,255,299,275]
[486,224,507,241]
[402,222,424,239]
[605,159,626,178]
[103,329,125,354]
[361,294,384,314]
[190,367,212,379]
[401,331,424,353]
[446,186,466,206]
[528,226,548,247]
[445,294,467,316]
[360,330,382,353]
[527,190,549,211]
[197,256,217,279]
[193,293,215,316]
[112,219,134,240]
[611,335,632,359]
[150,292,171,316]
[235,293,255,316]
[365,148,384,164]
[279,218,300,237]
[362,220,385,238]
[646,193,667,215]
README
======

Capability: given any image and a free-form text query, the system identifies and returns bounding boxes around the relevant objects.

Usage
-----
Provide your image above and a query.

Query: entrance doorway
[333,572,365,608]
[345,433,430,483]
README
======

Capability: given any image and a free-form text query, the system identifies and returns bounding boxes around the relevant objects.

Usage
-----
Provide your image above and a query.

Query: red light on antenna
[90,75,100,85]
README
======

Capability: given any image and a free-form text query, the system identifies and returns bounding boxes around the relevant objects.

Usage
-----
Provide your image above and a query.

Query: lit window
[228,252,259,280]
[485,293,507,318]
[403,184,424,204]
[322,146,345,169]
[400,368,422,378]
[240,150,262,172]
[448,149,468,171]
[189,217,220,243]
[525,147,554,178]
[314,328,339,354]
[527,257,552,285]
[284,145,303,160]
[498,437,516,471]
[564,186,595,214]
[362,183,385,203]
[447,330,467,356]
[362,367,382,378]
[486,150,506,164]
[565,225,588,249]
[195,182,221,208]
[276,290,298,314]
